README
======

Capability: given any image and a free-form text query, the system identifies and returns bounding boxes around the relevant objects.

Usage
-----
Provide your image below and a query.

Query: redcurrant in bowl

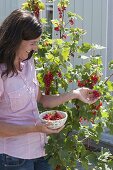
[39,110,68,129]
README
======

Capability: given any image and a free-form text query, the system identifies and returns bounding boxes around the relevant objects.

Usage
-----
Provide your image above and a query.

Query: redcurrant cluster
[34,5,40,18]
[44,71,53,95]
[79,100,102,124]
[79,89,102,123]
[91,101,102,115]
[54,5,66,31]
[92,90,101,98]
[79,117,88,123]
[58,5,66,18]
[77,74,99,89]
[89,90,101,116]
[28,3,40,18]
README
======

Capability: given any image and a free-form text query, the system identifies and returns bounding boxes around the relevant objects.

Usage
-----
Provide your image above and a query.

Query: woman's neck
[14,61,22,71]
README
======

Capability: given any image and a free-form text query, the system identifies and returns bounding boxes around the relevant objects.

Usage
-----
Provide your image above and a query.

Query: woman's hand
[73,87,100,104]
[36,124,65,134]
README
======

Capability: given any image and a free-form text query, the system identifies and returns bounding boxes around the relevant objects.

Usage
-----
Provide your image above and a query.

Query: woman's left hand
[73,87,100,104]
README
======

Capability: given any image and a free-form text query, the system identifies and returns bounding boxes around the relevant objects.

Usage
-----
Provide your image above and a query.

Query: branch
[104,73,113,84]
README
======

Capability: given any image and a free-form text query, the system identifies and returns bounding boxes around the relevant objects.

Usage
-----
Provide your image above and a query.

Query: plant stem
[104,73,113,84]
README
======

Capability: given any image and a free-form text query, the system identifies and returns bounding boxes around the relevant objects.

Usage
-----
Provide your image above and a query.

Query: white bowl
[39,110,68,129]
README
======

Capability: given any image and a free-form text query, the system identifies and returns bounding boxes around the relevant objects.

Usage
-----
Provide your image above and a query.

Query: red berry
[69,80,73,83]
[59,14,62,18]
[79,117,83,122]
[58,7,61,12]
[77,80,85,87]
[69,18,74,25]
[95,101,102,110]
[92,90,101,98]
[57,71,62,78]
[43,112,64,120]
[62,34,67,39]
[85,79,90,84]
[45,87,50,95]
[92,111,97,115]
[54,26,60,31]
[62,6,66,11]
[89,83,94,89]
[90,75,99,84]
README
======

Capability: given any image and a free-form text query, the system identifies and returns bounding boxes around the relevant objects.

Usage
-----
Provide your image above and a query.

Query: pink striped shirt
[0,58,46,159]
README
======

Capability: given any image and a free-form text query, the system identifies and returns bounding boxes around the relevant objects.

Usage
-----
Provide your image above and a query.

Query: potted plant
[22,0,113,169]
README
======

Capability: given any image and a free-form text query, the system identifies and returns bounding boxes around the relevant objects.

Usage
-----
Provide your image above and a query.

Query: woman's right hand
[73,87,100,104]
[36,124,65,134]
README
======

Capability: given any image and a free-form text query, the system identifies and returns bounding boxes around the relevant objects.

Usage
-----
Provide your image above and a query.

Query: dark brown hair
[0,9,42,77]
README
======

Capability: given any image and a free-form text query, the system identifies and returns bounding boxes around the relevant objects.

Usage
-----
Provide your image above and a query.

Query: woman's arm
[0,121,64,137]
[37,87,98,108]
[0,122,35,137]
[38,89,76,108]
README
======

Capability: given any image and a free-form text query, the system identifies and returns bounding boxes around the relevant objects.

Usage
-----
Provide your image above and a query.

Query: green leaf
[78,42,92,53]
[106,81,113,91]
[67,11,76,18]
[86,153,97,165]
[38,2,45,10]
[109,60,113,69]
[54,39,64,45]
[40,18,47,24]
[46,53,54,61]
[61,47,70,61]
[21,2,30,10]
[101,110,109,118]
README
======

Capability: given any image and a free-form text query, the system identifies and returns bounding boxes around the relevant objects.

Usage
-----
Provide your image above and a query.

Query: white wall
[0,0,25,23]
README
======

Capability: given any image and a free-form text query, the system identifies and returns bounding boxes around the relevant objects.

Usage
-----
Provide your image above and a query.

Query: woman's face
[15,36,40,64]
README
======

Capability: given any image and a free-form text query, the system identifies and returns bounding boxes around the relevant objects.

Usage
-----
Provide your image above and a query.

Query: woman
[0,9,98,170]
